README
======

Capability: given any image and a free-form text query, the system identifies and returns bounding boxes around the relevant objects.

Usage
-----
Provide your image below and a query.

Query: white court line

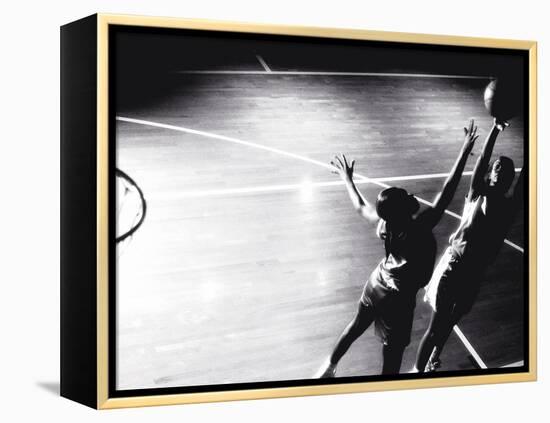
[146,169,521,198]
[452,326,488,369]
[372,168,522,183]
[146,178,452,200]
[501,360,524,368]
[150,180,344,199]
[117,116,523,252]
[173,70,491,79]
[117,115,524,370]
[255,55,272,73]
[117,116,338,172]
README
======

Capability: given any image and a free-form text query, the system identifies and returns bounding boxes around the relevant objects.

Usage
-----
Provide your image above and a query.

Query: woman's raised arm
[331,154,379,225]
[422,119,479,228]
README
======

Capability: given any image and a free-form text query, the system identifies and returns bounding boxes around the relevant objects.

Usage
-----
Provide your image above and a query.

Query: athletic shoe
[425,358,442,372]
[314,358,337,378]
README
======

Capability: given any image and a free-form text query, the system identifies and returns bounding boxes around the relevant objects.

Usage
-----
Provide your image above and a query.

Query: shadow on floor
[36,381,60,396]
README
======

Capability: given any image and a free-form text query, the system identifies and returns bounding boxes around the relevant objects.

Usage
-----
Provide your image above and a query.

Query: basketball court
[114,34,526,390]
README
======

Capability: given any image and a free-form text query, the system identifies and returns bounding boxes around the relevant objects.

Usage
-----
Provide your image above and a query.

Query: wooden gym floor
[114,43,526,391]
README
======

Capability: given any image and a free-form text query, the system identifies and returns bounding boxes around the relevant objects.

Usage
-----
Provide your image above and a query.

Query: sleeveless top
[361,215,436,307]
[449,194,510,267]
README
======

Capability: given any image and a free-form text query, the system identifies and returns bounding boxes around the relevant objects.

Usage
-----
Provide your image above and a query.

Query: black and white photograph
[112,25,528,393]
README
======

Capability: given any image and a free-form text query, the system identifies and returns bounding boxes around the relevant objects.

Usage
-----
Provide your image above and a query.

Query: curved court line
[116,116,523,253]
[117,115,524,370]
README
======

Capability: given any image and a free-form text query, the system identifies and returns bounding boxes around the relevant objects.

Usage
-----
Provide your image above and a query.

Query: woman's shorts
[361,283,415,348]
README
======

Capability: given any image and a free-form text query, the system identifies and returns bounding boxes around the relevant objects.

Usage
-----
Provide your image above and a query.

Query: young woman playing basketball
[315,120,480,377]
[414,119,525,373]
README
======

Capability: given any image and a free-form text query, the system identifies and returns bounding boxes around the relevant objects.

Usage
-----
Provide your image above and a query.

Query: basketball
[484,78,522,121]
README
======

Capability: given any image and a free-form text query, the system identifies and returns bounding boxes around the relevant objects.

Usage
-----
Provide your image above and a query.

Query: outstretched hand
[330,154,355,182]
[462,119,479,155]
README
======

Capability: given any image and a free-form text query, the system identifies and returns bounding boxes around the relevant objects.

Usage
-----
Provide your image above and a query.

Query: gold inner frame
[96,13,537,409]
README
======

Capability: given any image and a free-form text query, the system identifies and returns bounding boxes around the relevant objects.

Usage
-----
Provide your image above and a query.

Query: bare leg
[415,306,458,372]
[330,302,375,364]
[315,302,375,377]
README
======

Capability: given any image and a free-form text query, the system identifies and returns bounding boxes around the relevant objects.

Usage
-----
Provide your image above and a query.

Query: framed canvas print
[60,14,537,409]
